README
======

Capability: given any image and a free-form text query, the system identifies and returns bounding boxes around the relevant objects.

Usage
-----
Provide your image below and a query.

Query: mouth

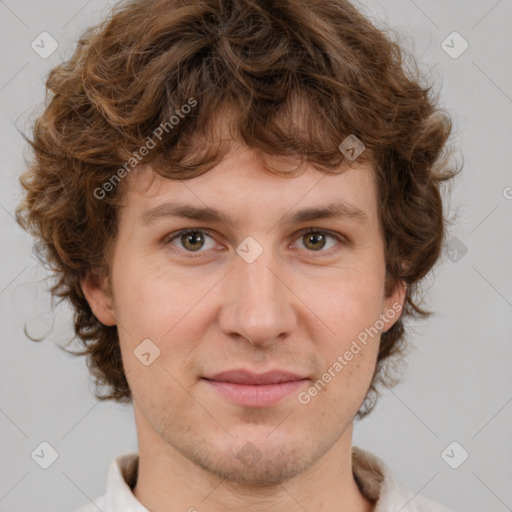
[201,369,309,407]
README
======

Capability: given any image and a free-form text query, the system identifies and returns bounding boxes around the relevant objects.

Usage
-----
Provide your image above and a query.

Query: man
[16,0,460,510]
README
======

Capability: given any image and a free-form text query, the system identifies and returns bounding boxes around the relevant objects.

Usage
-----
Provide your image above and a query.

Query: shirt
[75,446,456,512]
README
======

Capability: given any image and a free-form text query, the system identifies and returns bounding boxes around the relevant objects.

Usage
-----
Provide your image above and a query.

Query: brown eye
[295,229,344,254]
[303,231,327,251]
[165,229,216,254]
[180,231,205,251]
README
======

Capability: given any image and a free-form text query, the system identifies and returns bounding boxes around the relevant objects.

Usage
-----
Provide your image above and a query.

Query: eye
[164,229,217,255]
[163,228,345,258]
[293,228,345,254]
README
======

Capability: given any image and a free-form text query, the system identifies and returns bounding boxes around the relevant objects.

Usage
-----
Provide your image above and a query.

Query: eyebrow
[139,200,368,227]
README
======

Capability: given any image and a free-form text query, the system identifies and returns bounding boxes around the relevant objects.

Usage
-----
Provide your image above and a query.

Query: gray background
[1,0,511,511]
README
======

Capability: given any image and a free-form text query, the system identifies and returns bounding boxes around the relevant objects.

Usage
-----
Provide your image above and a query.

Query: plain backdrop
[1,1,511,511]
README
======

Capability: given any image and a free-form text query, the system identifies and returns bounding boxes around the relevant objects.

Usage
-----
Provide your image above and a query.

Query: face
[83,145,405,485]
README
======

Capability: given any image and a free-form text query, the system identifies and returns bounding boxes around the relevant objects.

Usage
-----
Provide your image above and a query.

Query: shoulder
[383,481,457,512]
[352,446,457,512]
[72,451,141,512]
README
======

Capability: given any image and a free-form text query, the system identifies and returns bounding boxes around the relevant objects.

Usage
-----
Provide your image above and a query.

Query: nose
[218,249,297,348]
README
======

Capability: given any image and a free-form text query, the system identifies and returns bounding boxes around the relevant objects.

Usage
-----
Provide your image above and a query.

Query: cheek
[300,269,384,390]
[306,266,385,340]
[111,255,190,336]
[113,273,167,336]
[110,258,217,377]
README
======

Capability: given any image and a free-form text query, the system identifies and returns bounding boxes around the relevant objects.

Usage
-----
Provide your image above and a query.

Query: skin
[82,144,406,512]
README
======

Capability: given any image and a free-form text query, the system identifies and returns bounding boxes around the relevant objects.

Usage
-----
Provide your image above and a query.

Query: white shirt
[75,446,456,512]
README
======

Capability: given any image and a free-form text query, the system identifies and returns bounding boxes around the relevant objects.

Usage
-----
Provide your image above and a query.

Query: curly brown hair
[16,0,461,419]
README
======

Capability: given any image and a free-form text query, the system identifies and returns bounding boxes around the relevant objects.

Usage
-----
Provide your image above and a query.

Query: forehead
[121,148,378,227]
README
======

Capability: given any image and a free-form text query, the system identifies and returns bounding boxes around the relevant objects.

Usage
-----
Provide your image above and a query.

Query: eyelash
[163,228,346,258]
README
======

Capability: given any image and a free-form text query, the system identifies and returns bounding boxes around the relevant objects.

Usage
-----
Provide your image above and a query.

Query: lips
[203,369,306,385]
[202,369,309,407]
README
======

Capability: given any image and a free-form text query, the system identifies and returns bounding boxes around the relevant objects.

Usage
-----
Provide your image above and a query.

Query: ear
[80,271,116,326]
[380,277,407,333]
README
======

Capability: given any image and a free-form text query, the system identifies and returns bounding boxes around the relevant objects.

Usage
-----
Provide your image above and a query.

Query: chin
[178,427,327,486]
[198,443,312,486]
